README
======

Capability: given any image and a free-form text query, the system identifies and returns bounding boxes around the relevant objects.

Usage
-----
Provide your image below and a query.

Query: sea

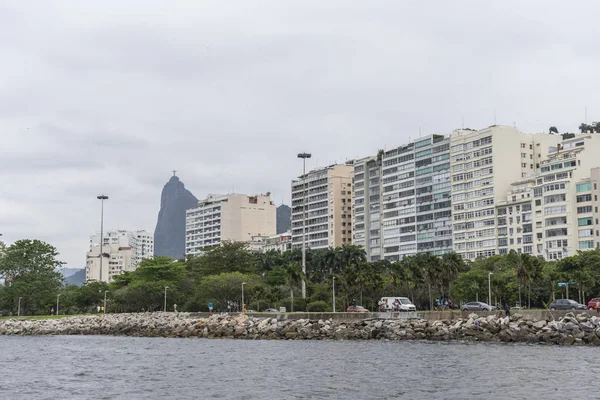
[0,336,596,399]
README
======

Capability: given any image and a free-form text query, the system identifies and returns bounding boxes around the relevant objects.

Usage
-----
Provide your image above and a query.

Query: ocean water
[0,336,596,399]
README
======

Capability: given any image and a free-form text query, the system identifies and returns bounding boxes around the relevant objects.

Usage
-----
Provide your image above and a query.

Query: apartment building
[353,134,452,262]
[449,126,558,260]
[496,133,600,260]
[86,229,154,282]
[291,163,353,250]
[185,193,276,256]
[249,231,292,253]
[86,244,134,283]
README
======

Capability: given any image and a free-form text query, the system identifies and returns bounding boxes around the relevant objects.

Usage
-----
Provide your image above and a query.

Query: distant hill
[63,268,82,278]
[276,204,291,234]
[64,269,86,286]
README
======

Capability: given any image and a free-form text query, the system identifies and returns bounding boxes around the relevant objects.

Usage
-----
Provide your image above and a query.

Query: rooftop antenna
[462,116,464,130]
[419,126,422,137]
[585,106,588,124]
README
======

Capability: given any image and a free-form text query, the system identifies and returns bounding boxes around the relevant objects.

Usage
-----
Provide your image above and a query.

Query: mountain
[62,268,82,278]
[65,269,86,286]
[154,175,198,259]
[276,204,291,234]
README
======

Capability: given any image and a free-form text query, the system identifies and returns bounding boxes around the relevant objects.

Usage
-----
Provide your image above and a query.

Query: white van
[379,297,416,312]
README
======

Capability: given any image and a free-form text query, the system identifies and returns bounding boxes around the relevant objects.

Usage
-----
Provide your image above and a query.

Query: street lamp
[332,276,336,313]
[97,195,109,282]
[297,152,311,299]
[488,272,493,307]
[56,294,61,315]
[241,282,246,313]
[18,297,22,317]
[164,286,169,312]
[104,290,109,314]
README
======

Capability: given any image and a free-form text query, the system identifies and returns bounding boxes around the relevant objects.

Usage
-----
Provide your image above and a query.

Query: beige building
[185,193,276,256]
[291,163,354,250]
[449,126,558,260]
[492,132,600,260]
[86,244,135,283]
[249,231,292,253]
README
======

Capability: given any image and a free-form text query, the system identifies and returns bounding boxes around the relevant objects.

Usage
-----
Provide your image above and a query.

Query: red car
[587,298,600,310]
[347,305,369,313]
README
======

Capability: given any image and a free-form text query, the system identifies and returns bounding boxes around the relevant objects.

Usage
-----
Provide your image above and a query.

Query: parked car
[379,297,417,312]
[347,305,369,313]
[263,308,279,312]
[549,299,586,311]
[461,301,496,312]
[587,298,600,310]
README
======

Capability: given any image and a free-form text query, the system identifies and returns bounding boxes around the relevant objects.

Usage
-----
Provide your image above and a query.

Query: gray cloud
[0,0,599,266]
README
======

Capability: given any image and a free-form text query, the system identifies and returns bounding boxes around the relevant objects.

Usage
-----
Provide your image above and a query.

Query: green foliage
[307,300,328,312]
[0,240,63,315]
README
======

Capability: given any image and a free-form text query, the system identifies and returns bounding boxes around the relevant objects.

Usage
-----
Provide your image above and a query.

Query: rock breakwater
[2,312,600,345]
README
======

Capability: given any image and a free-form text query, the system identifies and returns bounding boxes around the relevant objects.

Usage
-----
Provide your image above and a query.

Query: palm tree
[440,252,464,298]
[284,261,305,312]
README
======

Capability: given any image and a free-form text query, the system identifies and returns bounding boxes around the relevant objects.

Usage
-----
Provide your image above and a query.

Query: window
[577,206,593,214]
[577,182,592,192]
[578,217,593,226]
[579,240,594,250]
[577,194,592,203]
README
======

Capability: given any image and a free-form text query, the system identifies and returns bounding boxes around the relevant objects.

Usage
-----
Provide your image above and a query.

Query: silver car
[461,301,496,312]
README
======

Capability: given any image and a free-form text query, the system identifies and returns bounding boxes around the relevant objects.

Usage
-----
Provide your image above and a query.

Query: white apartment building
[249,231,292,253]
[449,126,558,260]
[291,163,354,250]
[185,193,276,256]
[496,133,600,260]
[86,244,134,283]
[354,134,452,262]
[86,229,154,282]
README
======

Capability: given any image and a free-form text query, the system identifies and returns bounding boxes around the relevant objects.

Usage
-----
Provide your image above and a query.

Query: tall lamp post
[97,195,109,282]
[297,152,311,299]
[488,272,493,307]
[56,294,61,315]
[164,286,169,312]
[18,296,22,317]
[241,282,246,313]
[332,276,336,313]
[104,290,109,314]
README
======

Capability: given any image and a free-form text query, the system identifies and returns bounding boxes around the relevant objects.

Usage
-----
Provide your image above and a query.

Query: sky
[1,0,599,268]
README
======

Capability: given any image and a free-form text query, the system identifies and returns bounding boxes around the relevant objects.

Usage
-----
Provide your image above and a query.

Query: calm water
[0,336,597,399]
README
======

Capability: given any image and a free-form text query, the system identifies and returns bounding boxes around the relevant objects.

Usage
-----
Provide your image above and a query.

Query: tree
[284,262,305,312]
[549,126,558,134]
[195,272,262,312]
[0,240,64,315]
[188,241,256,277]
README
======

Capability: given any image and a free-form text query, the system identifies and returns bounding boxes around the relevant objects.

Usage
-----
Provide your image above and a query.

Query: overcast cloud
[1,0,599,267]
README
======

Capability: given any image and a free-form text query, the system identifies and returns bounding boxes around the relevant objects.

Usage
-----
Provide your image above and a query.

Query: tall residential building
[449,126,558,260]
[496,133,600,260]
[85,229,152,282]
[185,193,276,256]
[291,163,354,250]
[353,134,452,262]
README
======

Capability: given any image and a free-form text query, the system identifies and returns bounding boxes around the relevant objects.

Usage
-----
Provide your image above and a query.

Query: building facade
[291,163,354,250]
[185,193,277,256]
[249,231,293,253]
[495,133,600,260]
[353,134,452,262]
[86,229,154,283]
[449,126,558,260]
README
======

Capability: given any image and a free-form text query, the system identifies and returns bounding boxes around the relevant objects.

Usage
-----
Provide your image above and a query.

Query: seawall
[2,311,600,345]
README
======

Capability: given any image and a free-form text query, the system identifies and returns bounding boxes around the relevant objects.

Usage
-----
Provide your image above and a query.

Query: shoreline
[1,311,599,345]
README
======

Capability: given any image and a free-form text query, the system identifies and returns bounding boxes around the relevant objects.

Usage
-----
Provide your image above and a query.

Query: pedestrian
[504,301,510,319]
[50,307,55,315]
[595,300,600,316]
[173,303,178,313]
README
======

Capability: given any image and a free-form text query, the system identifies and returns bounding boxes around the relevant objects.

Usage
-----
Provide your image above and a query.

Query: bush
[307,301,328,312]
